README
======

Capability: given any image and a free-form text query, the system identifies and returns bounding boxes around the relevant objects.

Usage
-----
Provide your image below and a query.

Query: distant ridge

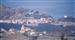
[0,4,15,19]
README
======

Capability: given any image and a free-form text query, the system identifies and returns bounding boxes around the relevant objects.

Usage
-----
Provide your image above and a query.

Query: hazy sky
[0,0,75,19]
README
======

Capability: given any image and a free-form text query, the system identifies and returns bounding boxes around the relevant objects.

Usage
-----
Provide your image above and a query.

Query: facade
[37,32,75,40]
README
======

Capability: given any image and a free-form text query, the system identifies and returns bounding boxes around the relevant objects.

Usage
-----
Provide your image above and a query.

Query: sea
[0,23,75,33]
